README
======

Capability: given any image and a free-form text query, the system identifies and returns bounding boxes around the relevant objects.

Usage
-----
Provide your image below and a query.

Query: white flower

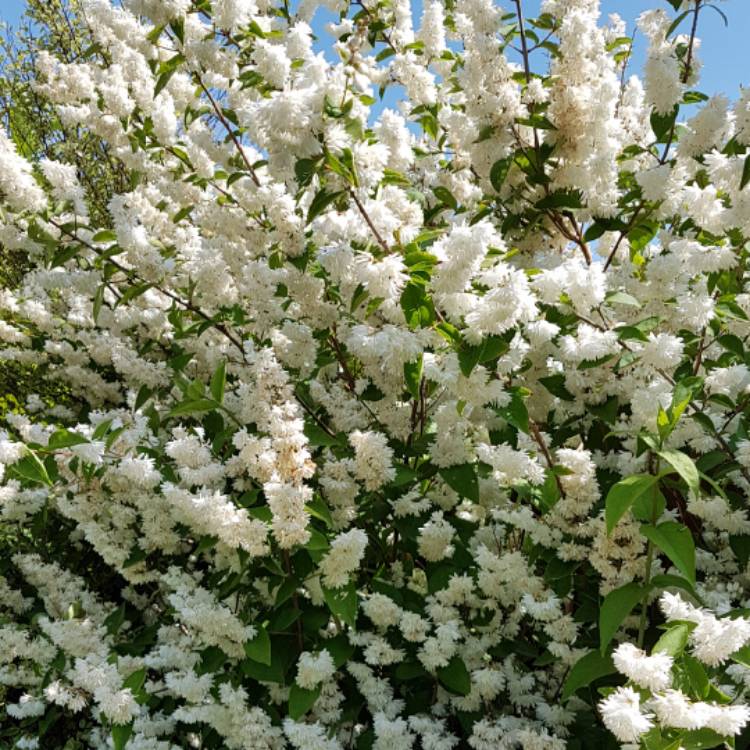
[349,430,396,491]
[417,511,455,562]
[296,650,336,690]
[612,642,673,692]
[660,593,750,666]
[319,529,368,589]
[599,687,654,743]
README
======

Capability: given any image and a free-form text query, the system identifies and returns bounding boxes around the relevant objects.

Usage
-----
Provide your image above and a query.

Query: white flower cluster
[600,593,750,744]
[0,0,749,747]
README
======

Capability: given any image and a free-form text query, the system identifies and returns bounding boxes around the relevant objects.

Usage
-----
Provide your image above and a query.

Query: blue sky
[0,0,747,98]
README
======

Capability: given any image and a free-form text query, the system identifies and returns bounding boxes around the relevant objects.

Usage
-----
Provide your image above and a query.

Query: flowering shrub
[2,0,750,747]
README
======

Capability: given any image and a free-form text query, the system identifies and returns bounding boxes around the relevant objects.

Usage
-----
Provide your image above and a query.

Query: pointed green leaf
[538,374,575,401]
[47,430,89,451]
[404,355,423,400]
[13,452,53,486]
[210,361,226,403]
[167,399,217,418]
[437,655,471,696]
[458,343,483,378]
[93,284,105,323]
[439,464,479,503]
[112,722,134,750]
[653,621,692,657]
[561,649,616,701]
[289,683,321,719]
[605,474,659,534]
[658,450,700,494]
[323,582,358,629]
[122,668,146,693]
[741,154,750,191]
[244,625,272,666]
[307,189,345,223]
[490,156,513,192]
[600,582,647,652]
[606,291,641,308]
[641,521,696,584]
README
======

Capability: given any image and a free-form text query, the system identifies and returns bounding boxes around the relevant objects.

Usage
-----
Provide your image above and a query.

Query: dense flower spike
[0,0,750,748]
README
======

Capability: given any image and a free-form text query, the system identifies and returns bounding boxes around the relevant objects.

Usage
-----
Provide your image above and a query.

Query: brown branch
[196,78,261,187]
[529,419,565,499]
[349,189,390,254]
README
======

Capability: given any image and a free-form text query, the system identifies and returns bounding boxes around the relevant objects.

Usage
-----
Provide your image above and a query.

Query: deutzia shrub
[1,0,750,748]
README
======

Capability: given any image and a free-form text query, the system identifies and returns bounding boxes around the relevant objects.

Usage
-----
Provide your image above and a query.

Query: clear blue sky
[0,0,747,98]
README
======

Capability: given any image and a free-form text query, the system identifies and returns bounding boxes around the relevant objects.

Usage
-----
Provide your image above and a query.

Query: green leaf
[198,646,228,674]
[650,105,678,143]
[628,223,658,252]
[116,282,153,308]
[324,635,355,668]
[323,582,358,629]
[605,474,659,534]
[307,189,345,223]
[134,385,153,411]
[490,157,513,192]
[306,495,334,527]
[112,722,134,750]
[666,380,696,436]
[606,291,641,308]
[122,668,147,693]
[303,422,341,448]
[123,546,147,568]
[169,16,185,42]
[104,604,127,635]
[439,464,479,503]
[600,582,647,652]
[244,625,271,666]
[741,154,750,191]
[93,284,105,323]
[561,649,616,701]
[295,158,319,188]
[210,361,226,403]
[535,189,583,210]
[93,230,117,244]
[400,282,435,329]
[306,527,330,551]
[167,398,217,418]
[631,482,665,524]
[289,683,321,720]
[658,450,700,494]
[155,68,176,96]
[496,388,529,434]
[47,429,89,450]
[731,643,750,668]
[680,728,730,750]
[437,655,471,695]
[51,244,81,268]
[432,186,458,210]
[13,452,52,486]
[538,374,574,401]
[583,221,607,242]
[404,355,423,400]
[458,343,483,378]
[718,334,744,358]
[641,521,696,584]
[242,649,286,683]
[375,46,396,62]
[657,406,671,443]
[479,335,510,363]
[653,621,692,657]
[350,283,368,313]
